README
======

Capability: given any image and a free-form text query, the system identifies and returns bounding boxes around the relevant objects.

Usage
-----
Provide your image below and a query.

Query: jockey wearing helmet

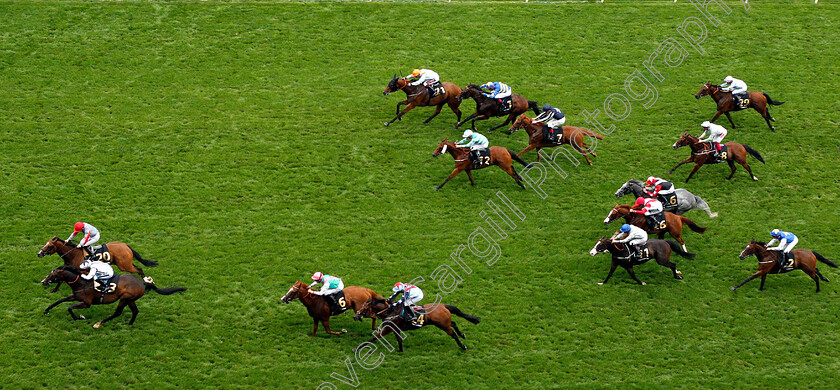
[699,121,728,156]
[644,176,676,208]
[66,222,100,259]
[79,259,115,293]
[309,272,345,305]
[388,282,424,320]
[478,82,512,100]
[631,196,664,229]
[767,229,798,270]
[533,104,566,129]
[406,68,440,88]
[612,224,648,260]
[456,129,490,164]
[720,75,749,106]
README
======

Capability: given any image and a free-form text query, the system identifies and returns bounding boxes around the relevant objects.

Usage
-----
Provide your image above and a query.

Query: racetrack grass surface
[1,2,838,389]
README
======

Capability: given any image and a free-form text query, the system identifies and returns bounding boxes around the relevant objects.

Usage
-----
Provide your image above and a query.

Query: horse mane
[755,241,767,247]
[57,265,81,273]
[626,179,643,187]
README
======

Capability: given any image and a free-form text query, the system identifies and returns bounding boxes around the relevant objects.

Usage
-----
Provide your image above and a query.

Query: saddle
[405,305,426,328]
[470,148,492,168]
[658,193,679,211]
[427,81,445,98]
[497,97,512,114]
[94,275,120,302]
[542,125,562,144]
[326,291,350,315]
[646,213,667,231]
[776,252,795,273]
[616,243,651,265]
[87,244,111,263]
[732,92,750,110]
[707,144,729,164]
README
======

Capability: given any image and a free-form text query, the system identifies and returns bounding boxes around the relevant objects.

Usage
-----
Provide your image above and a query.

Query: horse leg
[435,167,464,191]
[684,164,702,183]
[44,295,76,315]
[572,138,593,165]
[739,159,758,181]
[311,318,319,337]
[385,102,415,126]
[816,268,830,282]
[625,266,646,286]
[710,110,723,124]
[466,170,475,186]
[371,317,378,331]
[447,100,462,123]
[656,256,682,280]
[516,144,537,157]
[451,321,466,339]
[803,268,820,292]
[93,300,128,329]
[68,301,90,320]
[471,115,489,131]
[117,261,144,278]
[724,112,736,129]
[487,114,515,132]
[322,318,348,335]
[49,280,63,293]
[455,112,478,130]
[757,106,775,131]
[731,271,763,291]
[726,160,737,180]
[759,274,767,290]
[385,102,406,126]
[502,165,526,189]
[423,103,444,124]
[599,261,619,285]
[668,157,694,175]
[127,301,140,325]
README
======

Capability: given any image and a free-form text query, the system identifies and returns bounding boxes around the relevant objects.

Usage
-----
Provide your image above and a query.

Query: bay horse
[695,83,785,131]
[506,114,604,165]
[615,179,717,218]
[352,298,480,352]
[431,139,528,190]
[382,74,463,126]
[670,132,765,183]
[41,265,186,328]
[589,237,696,285]
[455,84,540,132]
[280,281,383,336]
[732,239,837,292]
[603,204,707,252]
[38,236,158,293]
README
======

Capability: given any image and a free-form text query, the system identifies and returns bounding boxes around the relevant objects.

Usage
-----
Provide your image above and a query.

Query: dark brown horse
[41,266,186,328]
[589,237,696,285]
[732,239,837,292]
[506,113,604,165]
[38,236,158,293]
[383,75,463,126]
[669,132,765,183]
[695,83,785,131]
[280,281,383,336]
[352,298,480,352]
[431,139,528,190]
[455,84,539,132]
[604,204,706,252]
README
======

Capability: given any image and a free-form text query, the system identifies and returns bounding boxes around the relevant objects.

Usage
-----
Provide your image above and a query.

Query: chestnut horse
[732,239,837,292]
[506,113,604,165]
[38,236,158,292]
[455,84,540,132]
[431,139,528,190]
[604,204,706,252]
[41,265,186,328]
[383,74,463,126]
[280,281,383,336]
[670,132,765,183]
[589,237,696,285]
[695,83,785,131]
[352,298,480,352]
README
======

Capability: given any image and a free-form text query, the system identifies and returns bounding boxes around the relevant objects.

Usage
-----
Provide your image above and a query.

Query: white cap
[462,130,473,138]
[701,121,712,128]
[724,76,734,83]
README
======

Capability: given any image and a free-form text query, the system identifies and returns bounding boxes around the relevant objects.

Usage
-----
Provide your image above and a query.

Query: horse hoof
[43,310,49,316]
[676,270,683,275]
[710,212,719,218]
[93,322,101,329]
[384,122,390,126]
[597,282,604,285]
[434,186,441,191]
[78,315,86,320]
[730,286,736,291]
[752,176,759,181]
[641,282,647,286]
[341,329,348,334]
[675,275,684,280]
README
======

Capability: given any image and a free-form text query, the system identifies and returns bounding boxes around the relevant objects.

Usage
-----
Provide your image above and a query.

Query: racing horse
[695,82,785,131]
[455,83,540,132]
[615,179,717,218]
[38,236,158,293]
[669,132,765,183]
[352,298,480,352]
[506,113,604,165]
[280,281,383,336]
[589,236,696,285]
[432,139,528,190]
[41,265,186,328]
[731,239,838,292]
[604,204,707,252]
[383,74,463,126]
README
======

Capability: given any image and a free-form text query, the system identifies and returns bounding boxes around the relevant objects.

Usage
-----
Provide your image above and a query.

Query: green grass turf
[1,1,839,389]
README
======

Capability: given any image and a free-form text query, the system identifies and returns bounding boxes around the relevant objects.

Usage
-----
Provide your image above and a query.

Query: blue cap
[620,224,632,232]
[542,104,552,111]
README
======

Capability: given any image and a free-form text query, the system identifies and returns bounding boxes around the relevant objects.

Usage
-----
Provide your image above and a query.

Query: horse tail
[577,127,604,140]
[813,251,839,268]
[763,92,785,106]
[665,240,696,260]
[528,100,540,115]
[693,194,718,218]
[144,281,187,295]
[680,216,706,234]
[507,149,529,167]
[128,245,159,267]
[742,144,766,164]
[445,305,481,325]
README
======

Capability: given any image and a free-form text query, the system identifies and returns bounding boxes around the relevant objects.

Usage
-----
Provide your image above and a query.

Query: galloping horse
[615,179,717,218]
[695,83,785,131]
[431,139,528,190]
[280,281,383,336]
[41,266,186,328]
[604,204,706,252]
[670,132,765,183]
[506,114,604,165]
[455,84,539,132]
[589,237,696,285]
[732,239,837,292]
[383,74,463,126]
[352,298,480,352]
[38,236,158,292]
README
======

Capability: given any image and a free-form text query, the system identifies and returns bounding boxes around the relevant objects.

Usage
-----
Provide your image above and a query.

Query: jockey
[388,282,424,320]
[533,104,566,129]
[767,229,798,270]
[631,197,664,229]
[644,176,676,206]
[456,130,490,164]
[407,68,440,88]
[309,272,345,304]
[67,222,100,259]
[80,259,114,293]
[720,75,748,105]
[699,121,728,156]
[612,224,648,260]
[479,82,512,100]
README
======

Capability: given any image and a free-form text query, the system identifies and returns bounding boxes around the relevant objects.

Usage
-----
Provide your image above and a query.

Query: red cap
[635,197,645,205]
[74,222,85,232]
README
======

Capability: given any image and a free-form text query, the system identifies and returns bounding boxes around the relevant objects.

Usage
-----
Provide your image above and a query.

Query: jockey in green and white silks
[309,272,344,296]
[457,130,489,164]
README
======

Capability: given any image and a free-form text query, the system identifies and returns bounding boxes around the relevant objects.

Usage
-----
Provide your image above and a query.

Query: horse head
[614,181,632,198]
[738,239,759,260]
[432,138,451,157]
[40,265,78,286]
[507,114,530,135]
[37,236,62,258]
[695,82,715,99]
[384,74,405,96]
[281,281,307,304]
[604,205,629,225]
[673,132,695,150]
[589,235,609,256]
[354,298,389,321]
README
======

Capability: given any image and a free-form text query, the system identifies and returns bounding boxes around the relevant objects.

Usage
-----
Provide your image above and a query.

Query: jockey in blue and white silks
[767,229,798,268]
[479,82,511,99]
[407,68,440,88]
[534,104,566,129]
[720,76,748,95]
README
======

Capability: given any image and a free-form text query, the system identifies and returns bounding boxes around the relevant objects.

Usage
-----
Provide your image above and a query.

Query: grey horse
[615,179,718,218]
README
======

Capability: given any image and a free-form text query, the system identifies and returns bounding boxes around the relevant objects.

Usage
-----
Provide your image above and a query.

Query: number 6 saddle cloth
[326,291,350,315]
